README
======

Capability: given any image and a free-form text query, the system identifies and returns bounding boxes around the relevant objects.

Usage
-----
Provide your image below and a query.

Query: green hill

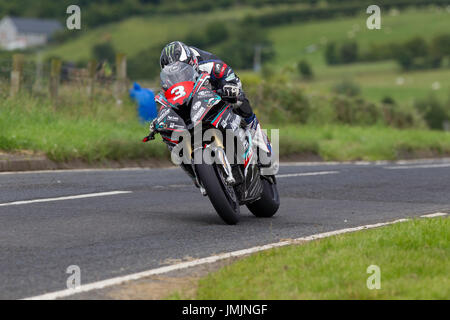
[43,6,450,105]
[46,7,450,67]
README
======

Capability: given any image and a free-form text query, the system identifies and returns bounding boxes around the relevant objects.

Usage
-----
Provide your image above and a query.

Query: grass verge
[276,124,450,161]
[1,95,449,162]
[0,94,168,162]
[172,217,449,299]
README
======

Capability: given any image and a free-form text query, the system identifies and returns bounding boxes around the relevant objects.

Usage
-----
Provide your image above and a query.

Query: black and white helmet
[160,41,199,72]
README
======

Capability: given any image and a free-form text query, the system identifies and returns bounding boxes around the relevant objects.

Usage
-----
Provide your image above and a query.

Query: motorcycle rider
[159,41,271,156]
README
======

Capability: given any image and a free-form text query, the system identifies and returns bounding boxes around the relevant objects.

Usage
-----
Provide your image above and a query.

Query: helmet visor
[160,62,198,90]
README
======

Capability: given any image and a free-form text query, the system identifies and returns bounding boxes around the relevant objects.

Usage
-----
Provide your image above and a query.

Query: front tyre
[195,164,240,225]
[246,177,280,218]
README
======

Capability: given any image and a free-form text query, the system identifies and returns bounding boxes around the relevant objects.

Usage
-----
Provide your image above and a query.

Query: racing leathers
[189,47,273,163]
[189,47,255,124]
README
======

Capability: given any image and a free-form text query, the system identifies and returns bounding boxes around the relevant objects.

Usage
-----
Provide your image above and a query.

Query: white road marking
[1,158,449,175]
[281,158,450,167]
[0,191,132,207]
[420,212,448,218]
[0,167,176,175]
[384,163,450,170]
[276,171,339,178]
[281,161,386,166]
[23,212,447,300]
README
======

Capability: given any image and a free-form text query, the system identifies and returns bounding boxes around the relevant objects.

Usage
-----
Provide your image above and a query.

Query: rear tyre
[246,177,280,218]
[195,164,240,225]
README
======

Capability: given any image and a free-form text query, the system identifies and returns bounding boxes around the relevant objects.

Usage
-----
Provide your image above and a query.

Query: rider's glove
[222,84,240,99]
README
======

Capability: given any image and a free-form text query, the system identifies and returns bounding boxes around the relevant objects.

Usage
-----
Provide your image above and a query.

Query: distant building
[0,16,63,50]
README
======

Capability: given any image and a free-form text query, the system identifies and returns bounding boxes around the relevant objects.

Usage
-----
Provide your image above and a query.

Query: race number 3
[171,85,186,101]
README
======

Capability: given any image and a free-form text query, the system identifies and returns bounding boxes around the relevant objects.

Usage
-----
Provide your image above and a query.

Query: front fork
[203,130,235,185]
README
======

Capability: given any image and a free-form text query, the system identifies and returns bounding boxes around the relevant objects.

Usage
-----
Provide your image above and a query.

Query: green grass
[45,7,450,105]
[44,3,311,63]
[293,61,450,104]
[48,7,450,65]
[266,7,450,104]
[46,15,199,63]
[0,93,167,162]
[1,92,449,162]
[184,217,449,299]
[275,125,450,161]
[268,7,450,67]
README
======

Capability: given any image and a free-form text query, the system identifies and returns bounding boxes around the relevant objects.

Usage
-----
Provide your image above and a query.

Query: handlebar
[142,129,157,143]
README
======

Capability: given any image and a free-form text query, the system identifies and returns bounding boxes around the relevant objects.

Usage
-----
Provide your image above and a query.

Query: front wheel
[246,177,280,218]
[195,163,240,225]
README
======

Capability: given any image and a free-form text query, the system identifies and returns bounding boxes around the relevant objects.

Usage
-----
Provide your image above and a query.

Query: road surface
[0,159,449,299]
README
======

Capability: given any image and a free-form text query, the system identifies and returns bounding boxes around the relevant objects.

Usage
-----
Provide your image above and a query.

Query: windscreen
[160,62,198,91]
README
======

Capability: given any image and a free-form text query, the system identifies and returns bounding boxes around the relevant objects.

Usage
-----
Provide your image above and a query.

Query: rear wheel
[246,177,280,218]
[195,163,240,225]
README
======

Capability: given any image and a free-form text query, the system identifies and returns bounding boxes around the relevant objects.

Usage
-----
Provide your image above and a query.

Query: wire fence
[0,54,129,103]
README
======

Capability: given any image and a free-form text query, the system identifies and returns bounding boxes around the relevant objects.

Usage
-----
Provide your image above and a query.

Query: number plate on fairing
[165,81,195,106]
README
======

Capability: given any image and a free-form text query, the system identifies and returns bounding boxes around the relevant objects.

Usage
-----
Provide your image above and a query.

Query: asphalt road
[0,159,449,299]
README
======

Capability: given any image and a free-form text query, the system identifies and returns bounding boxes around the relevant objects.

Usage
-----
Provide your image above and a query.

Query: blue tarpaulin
[129,82,157,122]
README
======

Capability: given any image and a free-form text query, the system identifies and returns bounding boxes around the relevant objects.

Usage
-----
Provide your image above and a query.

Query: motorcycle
[143,62,280,224]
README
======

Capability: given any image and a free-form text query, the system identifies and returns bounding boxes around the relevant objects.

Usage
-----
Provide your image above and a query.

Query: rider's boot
[243,115,269,153]
[243,114,278,175]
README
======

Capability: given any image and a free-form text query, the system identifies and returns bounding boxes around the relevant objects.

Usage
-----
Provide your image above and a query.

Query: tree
[340,41,358,64]
[429,34,450,67]
[128,44,162,80]
[298,60,313,80]
[393,37,429,70]
[216,21,274,69]
[325,42,339,65]
[92,42,116,64]
[404,37,428,58]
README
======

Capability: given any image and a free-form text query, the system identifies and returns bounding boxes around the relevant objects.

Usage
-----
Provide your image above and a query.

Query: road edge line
[23,213,447,300]
[0,191,132,207]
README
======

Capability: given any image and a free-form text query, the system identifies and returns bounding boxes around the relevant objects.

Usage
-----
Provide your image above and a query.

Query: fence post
[87,59,97,98]
[10,54,24,97]
[49,58,61,105]
[114,53,127,104]
[443,121,450,132]
[33,53,44,93]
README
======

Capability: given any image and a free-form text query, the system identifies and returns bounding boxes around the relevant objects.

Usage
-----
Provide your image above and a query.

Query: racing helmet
[160,41,199,73]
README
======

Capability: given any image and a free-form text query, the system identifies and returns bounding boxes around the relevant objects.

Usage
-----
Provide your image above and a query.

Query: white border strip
[277,171,338,178]
[0,167,177,175]
[0,191,132,207]
[281,158,450,167]
[2,158,449,175]
[23,213,447,300]
[420,212,448,218]
[384,163,450,170]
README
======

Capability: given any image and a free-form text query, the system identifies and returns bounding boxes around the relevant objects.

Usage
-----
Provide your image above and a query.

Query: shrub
[429,34,450,68]
[325,42,339,65]
[128,44,163,80]
[216,21,275,69]
[414,95,450,130]
[331,95,382,126]
[92,41,116,64]
[331,33,450,70]
[339,41,358,64]
[404,37,428,58]
[244,78,310,124]
[381,96,396,105]
[360,43,395,62]
[393,36,429,70]
[381,101,424,129]
[431,34,450,57]
[185,22,228,48]
[332,79,361,97]
[297,60,314,80]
